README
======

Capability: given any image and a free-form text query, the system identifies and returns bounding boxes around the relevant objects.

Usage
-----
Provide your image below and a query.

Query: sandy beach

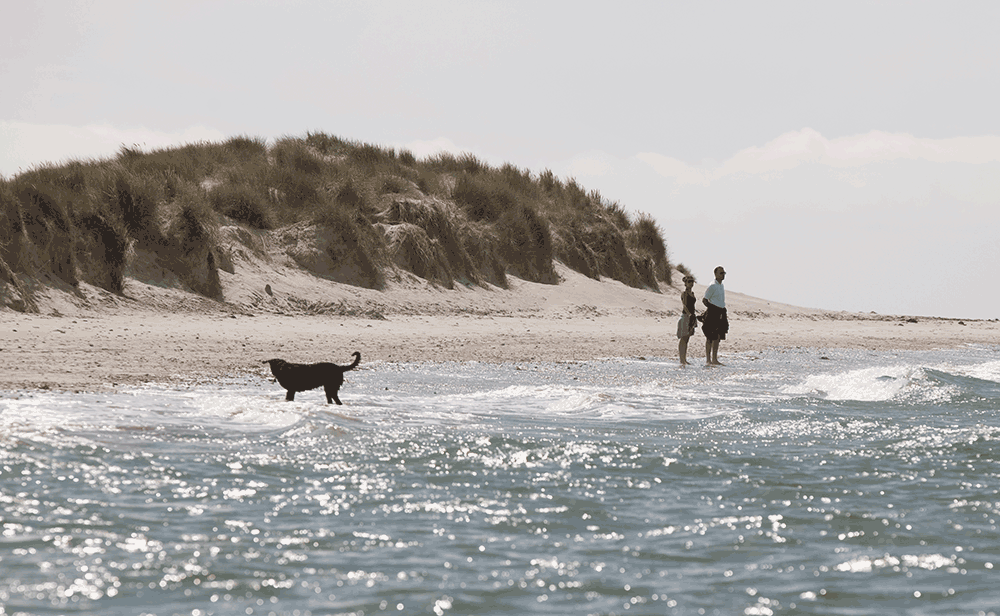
[2,262,996,392]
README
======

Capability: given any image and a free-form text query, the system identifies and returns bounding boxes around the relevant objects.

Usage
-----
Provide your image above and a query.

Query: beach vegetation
[674,262,693,282]
[0,132,675,311]
[208,183,275,230]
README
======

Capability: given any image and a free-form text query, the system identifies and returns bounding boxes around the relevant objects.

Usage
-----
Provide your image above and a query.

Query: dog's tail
[342,351,361,371]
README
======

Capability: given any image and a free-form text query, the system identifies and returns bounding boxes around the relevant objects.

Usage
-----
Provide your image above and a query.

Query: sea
[2,345,999,616]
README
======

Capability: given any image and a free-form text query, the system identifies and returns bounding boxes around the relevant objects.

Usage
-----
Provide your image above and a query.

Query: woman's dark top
[682,291,696,316]
[680,291,697,337]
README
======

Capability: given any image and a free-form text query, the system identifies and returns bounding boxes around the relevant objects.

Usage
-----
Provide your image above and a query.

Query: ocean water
[2,346,999,616]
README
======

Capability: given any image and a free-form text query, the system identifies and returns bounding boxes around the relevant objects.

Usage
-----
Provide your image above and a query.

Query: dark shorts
[702,304,729,341]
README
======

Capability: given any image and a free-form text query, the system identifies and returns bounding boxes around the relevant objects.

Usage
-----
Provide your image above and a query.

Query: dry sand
[2,259,996,392]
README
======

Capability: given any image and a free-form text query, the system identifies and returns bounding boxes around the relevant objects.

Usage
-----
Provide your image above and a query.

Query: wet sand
[3,302,994,391]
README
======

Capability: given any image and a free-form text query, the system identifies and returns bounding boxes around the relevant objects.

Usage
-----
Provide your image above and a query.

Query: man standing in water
[702,266,728,366]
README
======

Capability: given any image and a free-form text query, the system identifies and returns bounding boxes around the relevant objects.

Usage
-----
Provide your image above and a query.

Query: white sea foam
[956,359,1000,383]
[782,349,1000,403]
[782,365,926,402]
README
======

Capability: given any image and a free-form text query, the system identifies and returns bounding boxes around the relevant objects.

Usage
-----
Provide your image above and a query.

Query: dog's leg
[286,390,295,401]
[325,386,342,405]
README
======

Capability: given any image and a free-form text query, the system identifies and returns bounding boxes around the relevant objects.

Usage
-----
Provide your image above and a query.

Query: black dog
[262,352,361,404]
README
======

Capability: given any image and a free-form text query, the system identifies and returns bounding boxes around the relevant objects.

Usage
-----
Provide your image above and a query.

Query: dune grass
[0,132,675,310]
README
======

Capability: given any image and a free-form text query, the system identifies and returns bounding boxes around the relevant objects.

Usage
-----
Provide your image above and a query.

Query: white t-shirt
[704,281,725,308]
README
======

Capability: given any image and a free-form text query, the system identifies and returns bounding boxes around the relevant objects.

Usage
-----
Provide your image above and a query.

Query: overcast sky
[3,1,998,319]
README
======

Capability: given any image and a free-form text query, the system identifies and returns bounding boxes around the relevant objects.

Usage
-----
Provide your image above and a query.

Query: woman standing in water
[677,275,698,366]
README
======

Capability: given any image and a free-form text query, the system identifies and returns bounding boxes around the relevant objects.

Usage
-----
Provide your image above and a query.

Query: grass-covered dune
[0,133,682,313]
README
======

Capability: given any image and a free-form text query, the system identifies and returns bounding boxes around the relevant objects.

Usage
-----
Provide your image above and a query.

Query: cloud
[557,150,614,178]
[630,152,713,187]
[635,128,1000,186]
[0,121,227,176]
[553,129,1000,318]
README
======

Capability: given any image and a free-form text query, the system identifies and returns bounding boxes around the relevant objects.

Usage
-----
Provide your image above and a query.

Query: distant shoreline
[3,263,997,392]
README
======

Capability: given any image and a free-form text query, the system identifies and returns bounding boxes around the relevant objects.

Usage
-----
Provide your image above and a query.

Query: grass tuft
[224,135,268,160]
[164,190,223,298]
[674,263,693,282]
[452,173,518,222]
[335,179,366,210]
[498,203,555,283]
[13,185,79,285]
[398,149,417,166]
[349,143,397,168]
[75,213,130,293]
[273,138,323,174]
[209,184,275,230]
[309,196,385,290]
[304,131,349,156]
[109,169,163,246]
[382,223,454,288]
[628,213,671,287]
[378,198,476,286]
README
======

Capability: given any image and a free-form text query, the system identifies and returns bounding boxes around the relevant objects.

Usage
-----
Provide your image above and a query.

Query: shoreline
[3,263,997,392]
[3,310,997,392]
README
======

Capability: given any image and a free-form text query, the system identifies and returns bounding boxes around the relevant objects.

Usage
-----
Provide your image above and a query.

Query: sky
[3,1,998,319]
